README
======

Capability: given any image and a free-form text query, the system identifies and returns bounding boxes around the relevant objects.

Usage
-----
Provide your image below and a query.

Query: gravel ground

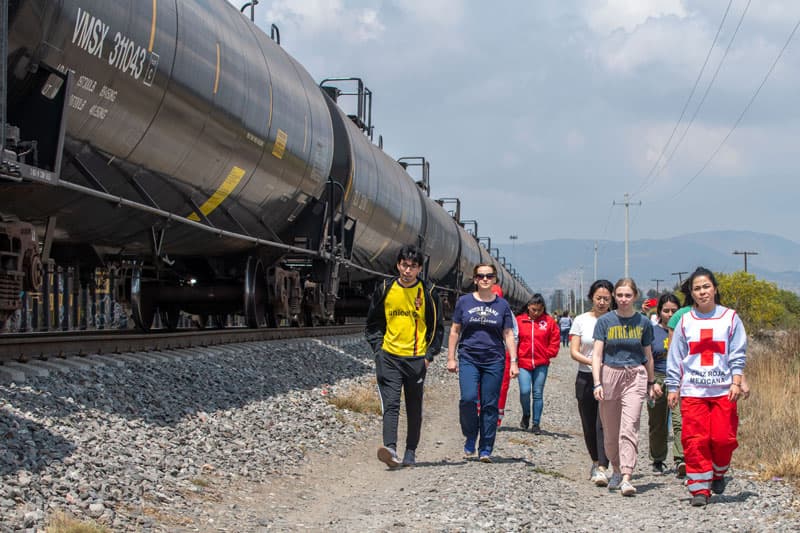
[1,336,798,531]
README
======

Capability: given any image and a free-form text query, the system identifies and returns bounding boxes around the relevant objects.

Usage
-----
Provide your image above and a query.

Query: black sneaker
[401,449,416,467]
[531,424,541,435]
[690,494,708,507]
[711,477,727,495]
[652,461,665,474]
[520,415,530,430]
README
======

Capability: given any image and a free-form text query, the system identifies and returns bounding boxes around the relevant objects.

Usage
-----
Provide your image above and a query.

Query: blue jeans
[518,365,549,425]
[560,329,570,346]
[458,356,505,455]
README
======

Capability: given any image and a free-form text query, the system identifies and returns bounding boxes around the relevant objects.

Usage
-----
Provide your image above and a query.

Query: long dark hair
[686,266,722,305]
[657,293,681,325]
[523,293,547,316]
[588,279,616,310]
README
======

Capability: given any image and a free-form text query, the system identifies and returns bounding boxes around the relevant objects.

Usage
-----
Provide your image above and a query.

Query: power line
[638,0,751,199]
[631,0,734,199]
[670,15,800,198]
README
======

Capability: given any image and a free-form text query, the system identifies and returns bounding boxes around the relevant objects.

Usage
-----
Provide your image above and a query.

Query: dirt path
[193,346,800,532]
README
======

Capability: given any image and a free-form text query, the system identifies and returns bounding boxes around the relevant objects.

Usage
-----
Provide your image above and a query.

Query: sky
[230,0,800,256]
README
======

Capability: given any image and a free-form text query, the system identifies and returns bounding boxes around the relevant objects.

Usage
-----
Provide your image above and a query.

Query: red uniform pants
[497,351,511,425]
[681,396,739,497]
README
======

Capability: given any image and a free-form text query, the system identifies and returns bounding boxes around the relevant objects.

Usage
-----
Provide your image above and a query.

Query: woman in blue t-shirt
[447,263,518,462]
[646,293,685,477]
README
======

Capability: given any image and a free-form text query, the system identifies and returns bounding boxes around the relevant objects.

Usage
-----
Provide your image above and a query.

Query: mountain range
[505,231,800,298]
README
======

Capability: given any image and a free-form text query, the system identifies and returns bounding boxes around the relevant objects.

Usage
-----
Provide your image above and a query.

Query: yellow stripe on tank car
[188,166,246,221]
[213,43,221,94]
[148,0,157,52]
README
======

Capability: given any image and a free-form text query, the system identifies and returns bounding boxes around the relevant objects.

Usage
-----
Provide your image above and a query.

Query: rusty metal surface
[0,324,365,362]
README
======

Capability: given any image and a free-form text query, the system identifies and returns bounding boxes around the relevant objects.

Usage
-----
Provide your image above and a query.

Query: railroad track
[0,324,365,362]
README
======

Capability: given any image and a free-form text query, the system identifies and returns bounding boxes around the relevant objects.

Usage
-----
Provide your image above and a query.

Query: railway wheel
[130,266,156,332]
[243,257,267,328]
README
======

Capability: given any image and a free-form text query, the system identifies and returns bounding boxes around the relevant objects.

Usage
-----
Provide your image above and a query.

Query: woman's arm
[591,339,605,400]
[447,323,461,373]
[569,334,591,365]
[504,328,519,378]
[546,318,560,358]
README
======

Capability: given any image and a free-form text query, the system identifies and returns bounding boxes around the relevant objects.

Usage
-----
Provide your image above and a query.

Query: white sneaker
[589,464,598,481]
[377,446,401,468]
[607,472,623,490]
[594,467,609,487]
[620,479,637,496]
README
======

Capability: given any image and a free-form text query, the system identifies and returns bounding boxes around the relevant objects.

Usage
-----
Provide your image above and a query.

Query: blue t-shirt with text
[452,294,514,362]
[651,324,669,374]
[593,311,653,368]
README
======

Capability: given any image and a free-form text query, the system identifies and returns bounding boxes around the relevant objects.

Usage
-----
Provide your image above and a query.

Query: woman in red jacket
[516,294,561,433]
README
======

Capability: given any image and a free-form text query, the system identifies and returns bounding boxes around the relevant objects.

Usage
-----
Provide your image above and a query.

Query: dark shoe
[690,494,708,507]
[711,477,727,495]
[531,424,541,435]
[676,461,686,478]
[401,449,416,467]
[652,461,665,474]
[377,446,400,468]
[464,437,477,458]
[479,452,492,463]
[520,415,530,430]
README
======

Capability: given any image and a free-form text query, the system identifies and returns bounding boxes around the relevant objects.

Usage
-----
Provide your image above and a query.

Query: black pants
[375,350,427,451]
[575,371,608,467]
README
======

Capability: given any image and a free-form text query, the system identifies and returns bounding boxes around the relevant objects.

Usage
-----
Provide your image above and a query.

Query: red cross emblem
[688,328,726,366]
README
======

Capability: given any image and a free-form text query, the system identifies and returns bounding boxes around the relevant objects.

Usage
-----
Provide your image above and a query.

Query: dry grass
[326,380,382,416]
[737,330,800,485]
[45,512,110,533]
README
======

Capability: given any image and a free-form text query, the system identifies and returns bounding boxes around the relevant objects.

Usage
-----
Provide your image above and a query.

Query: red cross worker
[664,268,748,508]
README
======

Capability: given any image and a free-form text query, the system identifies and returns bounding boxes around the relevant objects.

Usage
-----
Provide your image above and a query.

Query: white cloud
[263,0,385,43]
[584,0,688,35]
[393,0,465,27]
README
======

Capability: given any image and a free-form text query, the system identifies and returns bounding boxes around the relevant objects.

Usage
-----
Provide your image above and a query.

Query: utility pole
[593,240,598,282]
[651,278,664,293]
[509,234,518,266]
[579,266,585,314]
[733,250,758,273]
[613,193,641,278]
[671,271,688,286]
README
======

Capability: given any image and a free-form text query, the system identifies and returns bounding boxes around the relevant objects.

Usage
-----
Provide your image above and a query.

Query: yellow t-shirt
[382,280,428,357]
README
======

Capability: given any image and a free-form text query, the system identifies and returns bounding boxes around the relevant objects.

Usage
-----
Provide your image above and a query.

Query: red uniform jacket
[515,312,560,370]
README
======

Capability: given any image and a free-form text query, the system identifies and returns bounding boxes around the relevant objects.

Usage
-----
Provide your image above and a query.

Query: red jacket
[515,312,560,369]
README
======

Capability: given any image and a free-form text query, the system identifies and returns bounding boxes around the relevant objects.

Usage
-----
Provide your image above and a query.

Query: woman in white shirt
[569,279,614,486]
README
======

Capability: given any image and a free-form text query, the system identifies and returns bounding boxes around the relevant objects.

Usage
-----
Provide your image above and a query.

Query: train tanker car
[0,0,531,332]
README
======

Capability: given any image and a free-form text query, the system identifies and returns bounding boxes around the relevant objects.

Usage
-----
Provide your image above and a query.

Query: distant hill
[507,231,800,297]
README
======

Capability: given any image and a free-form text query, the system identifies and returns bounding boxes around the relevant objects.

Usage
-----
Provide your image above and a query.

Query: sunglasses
[474,273,496,280]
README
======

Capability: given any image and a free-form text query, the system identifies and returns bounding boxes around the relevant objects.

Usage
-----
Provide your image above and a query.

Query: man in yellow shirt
[365,245,444,468]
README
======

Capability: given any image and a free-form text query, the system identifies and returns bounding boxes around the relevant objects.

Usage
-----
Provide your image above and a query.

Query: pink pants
[598,364,647,475]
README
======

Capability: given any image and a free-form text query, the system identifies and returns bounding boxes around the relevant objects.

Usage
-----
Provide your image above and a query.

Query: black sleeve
[364,282,387,352]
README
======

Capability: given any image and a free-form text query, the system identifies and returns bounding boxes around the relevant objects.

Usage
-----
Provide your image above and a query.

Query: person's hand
[740,376,751,399]
[424,359,430,369]
[728,382,743,402]
[446,358,458,374]
[593,384,604,401]
[509,361,519,379]
[667,391,679,409]
[652,382,663,398]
